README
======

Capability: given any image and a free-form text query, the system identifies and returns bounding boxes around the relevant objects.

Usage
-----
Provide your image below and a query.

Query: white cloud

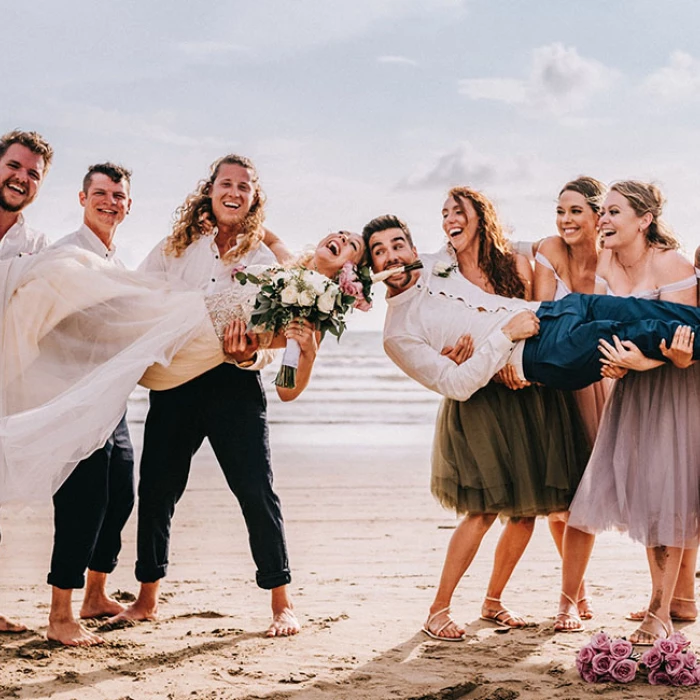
[177,41,249,58]
[397,142,532,190]
[459,43,615,116]
[377,55,419,67]
[644,51,700,102]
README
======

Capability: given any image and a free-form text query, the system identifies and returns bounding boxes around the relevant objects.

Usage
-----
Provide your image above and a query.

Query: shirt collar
[384,280,423,307]
[77,224,117,259]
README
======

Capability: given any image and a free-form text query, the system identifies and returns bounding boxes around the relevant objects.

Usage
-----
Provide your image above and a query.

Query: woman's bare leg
[555,525,596,631]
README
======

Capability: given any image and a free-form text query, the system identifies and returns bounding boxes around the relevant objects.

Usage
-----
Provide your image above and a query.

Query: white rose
[281,285,299,305]
[298,288,316,307]
[432,262,449,276]
[317,288,337,313]
[304,270,328,295]
[272,270,291,285]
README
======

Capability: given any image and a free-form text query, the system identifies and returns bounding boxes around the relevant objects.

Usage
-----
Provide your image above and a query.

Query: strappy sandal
[578,596,594,621]
[625,596,698,623]
[422,607,466,642]
[480,595,526,628]
[630,610,671,646]
[554,591,585,633]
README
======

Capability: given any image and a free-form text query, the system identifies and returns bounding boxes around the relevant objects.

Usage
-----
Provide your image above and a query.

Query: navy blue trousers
[135,363,290,590]
[48,415,134,590]
[523,293,700,390]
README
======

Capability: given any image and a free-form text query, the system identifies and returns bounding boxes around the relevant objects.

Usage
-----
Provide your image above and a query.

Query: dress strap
[657,274,698,294]
[534,251,555,271]
[695,267,700,279]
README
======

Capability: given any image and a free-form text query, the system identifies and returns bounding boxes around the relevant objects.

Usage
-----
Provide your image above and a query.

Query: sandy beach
[1,419,697,700]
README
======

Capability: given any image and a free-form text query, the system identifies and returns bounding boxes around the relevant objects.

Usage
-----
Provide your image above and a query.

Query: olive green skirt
[431,382,590,517]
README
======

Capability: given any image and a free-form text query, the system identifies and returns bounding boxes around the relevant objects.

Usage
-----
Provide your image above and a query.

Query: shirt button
[215,255,219,259]
[211,278,216,283]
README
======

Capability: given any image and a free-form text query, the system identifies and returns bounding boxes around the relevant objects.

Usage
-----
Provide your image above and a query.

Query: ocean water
[127,330,442,430]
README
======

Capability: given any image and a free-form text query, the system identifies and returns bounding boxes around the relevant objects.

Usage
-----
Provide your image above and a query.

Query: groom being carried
[362,215,698,398]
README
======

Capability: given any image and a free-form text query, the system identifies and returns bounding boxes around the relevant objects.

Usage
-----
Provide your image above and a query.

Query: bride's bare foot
[266,608,300,638]
[47,617,104,646]
[80,594,125,619]
[0,614,27,633]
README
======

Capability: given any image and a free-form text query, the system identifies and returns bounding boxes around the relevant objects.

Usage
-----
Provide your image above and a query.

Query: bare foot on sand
[0,614,27,633]
[266,608,300,637]
[108,601,158,625]
[47,618,104,646]
[80,594,125,620]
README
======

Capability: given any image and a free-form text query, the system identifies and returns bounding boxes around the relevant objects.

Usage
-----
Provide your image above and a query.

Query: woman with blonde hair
[423,186,590,640]
[557,180,700,642]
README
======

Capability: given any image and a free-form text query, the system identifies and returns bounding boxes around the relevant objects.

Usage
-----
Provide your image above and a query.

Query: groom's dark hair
[361,214,414,248]
[82,162,132,193]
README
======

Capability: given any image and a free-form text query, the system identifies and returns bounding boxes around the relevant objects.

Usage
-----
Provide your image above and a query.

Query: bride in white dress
[0,231,366,503]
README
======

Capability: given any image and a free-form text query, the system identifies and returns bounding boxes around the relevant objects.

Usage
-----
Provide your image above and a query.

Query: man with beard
[46,163,136,646]
[0,128,53,633]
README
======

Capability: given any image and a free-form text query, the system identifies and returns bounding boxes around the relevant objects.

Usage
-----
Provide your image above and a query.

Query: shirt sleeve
[384,329,516,401]
[225,348,277,370]
[138,239,168,275]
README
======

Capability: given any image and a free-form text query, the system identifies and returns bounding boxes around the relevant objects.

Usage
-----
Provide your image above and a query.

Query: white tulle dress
[0,246,263,504]
[567,274,700,548]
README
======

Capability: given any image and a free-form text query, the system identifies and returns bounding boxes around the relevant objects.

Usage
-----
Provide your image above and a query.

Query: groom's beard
[0,179,34,213]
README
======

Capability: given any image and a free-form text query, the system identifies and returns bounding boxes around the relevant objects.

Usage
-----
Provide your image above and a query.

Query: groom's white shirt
[0,214,49,260]
[383,255,539,401]
[52,224,125,267]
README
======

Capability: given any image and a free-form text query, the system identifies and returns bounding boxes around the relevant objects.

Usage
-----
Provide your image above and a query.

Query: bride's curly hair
[447,186,526,299]
[164,154,267,263]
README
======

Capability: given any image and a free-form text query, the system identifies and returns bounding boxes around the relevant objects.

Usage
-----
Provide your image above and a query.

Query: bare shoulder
[536,236,568,264]
[652,248,694,284]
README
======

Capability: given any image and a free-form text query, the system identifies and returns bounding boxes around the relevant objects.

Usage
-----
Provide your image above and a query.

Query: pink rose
[230,264,246,277]
[674,669,698,687]
[694,667,700,683]
[576,645,596,665]
[669,632,691,651]
[610,658,637,683]
[685,651,698,670]
[658,638,677,655]
[648,669,671,685]
[609,638,633,660]
[664,652,684,676]
[591,652,613,675]
[641,647,663,669]
[353,297,372,312]
[590,631,612,653]
[579,667,598,683]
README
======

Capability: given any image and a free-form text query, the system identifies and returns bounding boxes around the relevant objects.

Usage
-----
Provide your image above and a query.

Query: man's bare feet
[265,608,300,638]
[107,600,158,625]
[0,614,27,633]
[47,618,104,646]
[80,595,125,620]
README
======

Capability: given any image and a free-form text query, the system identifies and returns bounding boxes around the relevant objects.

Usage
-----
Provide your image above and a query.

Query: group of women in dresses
[425,176,700,646]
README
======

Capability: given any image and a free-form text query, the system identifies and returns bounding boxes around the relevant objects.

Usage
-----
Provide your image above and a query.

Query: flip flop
[630,611,671,647]
[422,607,466,642]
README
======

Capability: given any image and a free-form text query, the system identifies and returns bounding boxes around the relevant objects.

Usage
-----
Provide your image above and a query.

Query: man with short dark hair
[0,128,53,634]
[46,163,135,647]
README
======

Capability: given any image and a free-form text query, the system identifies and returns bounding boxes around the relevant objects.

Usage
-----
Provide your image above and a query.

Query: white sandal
[422,607,466,642]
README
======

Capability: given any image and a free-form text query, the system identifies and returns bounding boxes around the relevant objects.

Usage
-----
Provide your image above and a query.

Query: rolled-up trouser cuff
[256,569,291,590]
[47,571,85,590]
[135,563,167,584]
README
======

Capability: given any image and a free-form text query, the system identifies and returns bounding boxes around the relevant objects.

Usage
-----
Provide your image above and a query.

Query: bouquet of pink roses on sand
[235,261,371,388]
[576,632,638,684]
[639,632,700,686]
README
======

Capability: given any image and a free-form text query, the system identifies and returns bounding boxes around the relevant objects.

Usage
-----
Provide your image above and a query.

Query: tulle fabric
[568,362,700,547]
[572,380,612,450]
[431,383,591,517]
[0,247,223,504]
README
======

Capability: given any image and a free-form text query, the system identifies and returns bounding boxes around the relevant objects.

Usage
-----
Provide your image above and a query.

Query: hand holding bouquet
[235,261,372,388]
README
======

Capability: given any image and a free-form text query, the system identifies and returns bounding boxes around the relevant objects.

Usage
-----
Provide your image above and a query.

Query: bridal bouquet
[235,262,371,388]
[639,632,700,686]
[576,632,638,683]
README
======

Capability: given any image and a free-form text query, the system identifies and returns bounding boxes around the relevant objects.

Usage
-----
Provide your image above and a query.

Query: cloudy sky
[4,0,700,329]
